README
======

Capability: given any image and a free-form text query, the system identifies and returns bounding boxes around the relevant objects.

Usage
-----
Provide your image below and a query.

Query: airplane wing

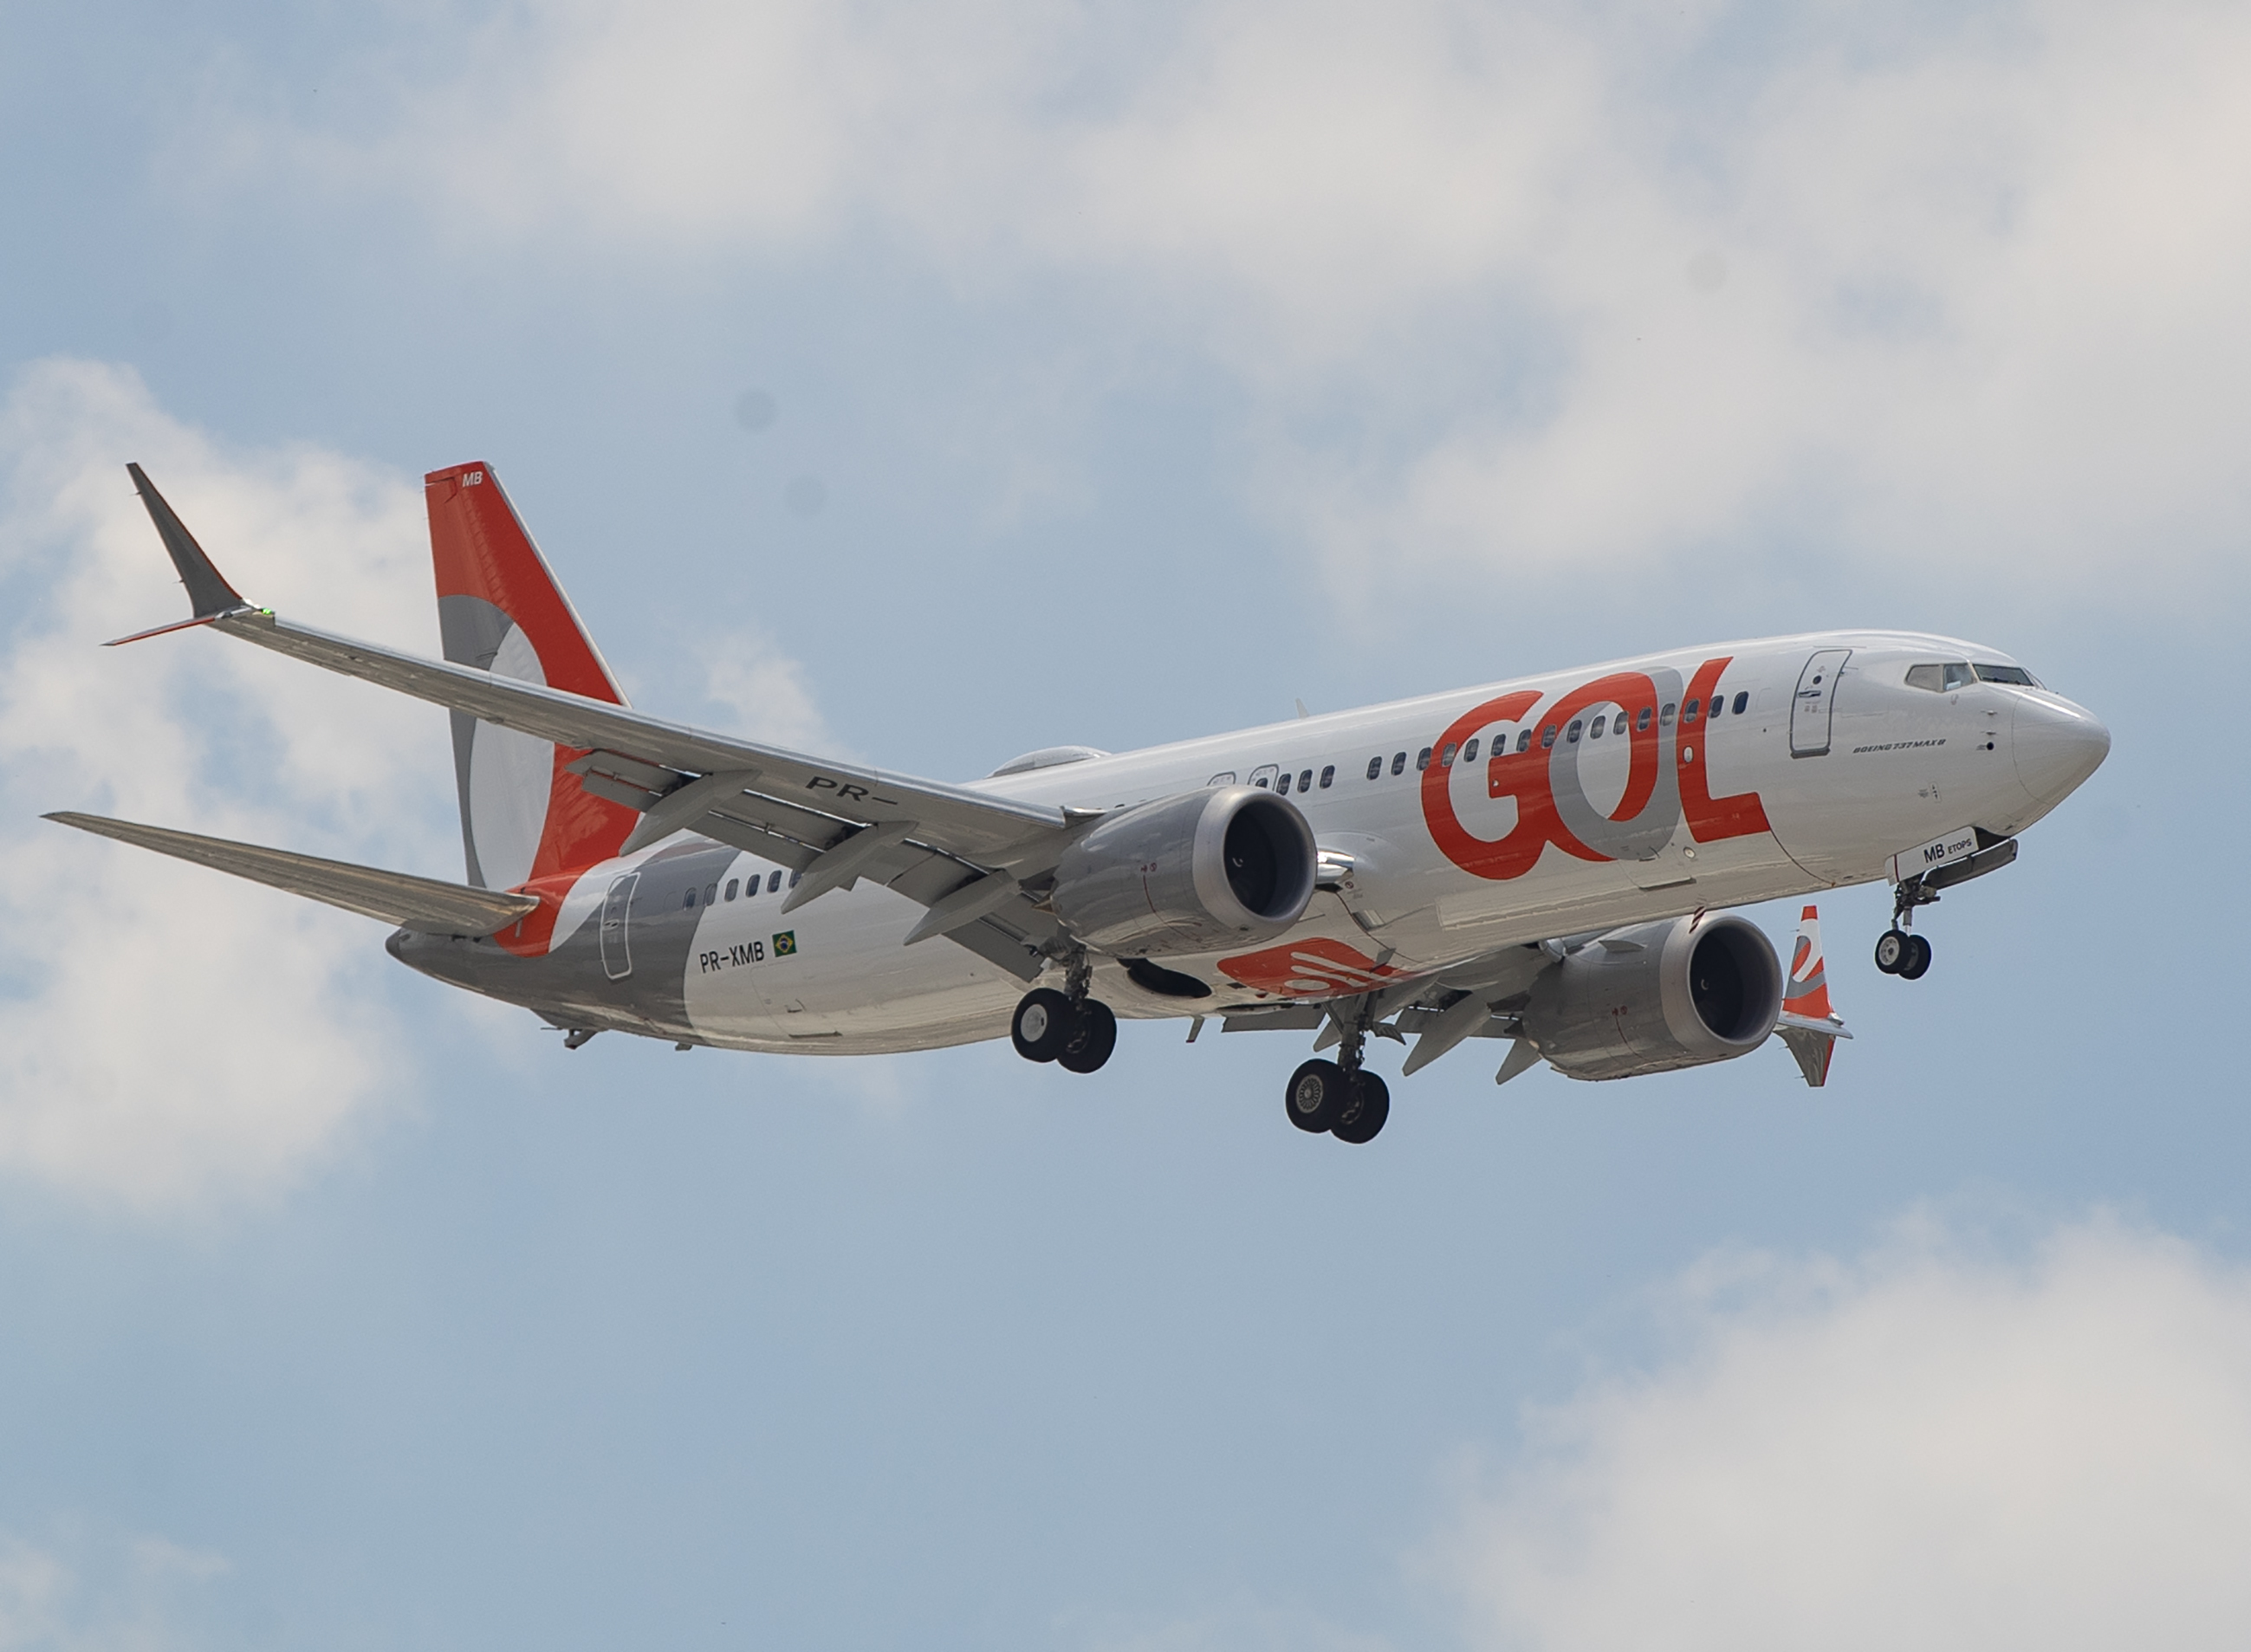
[111,466,1082,968]
[45,813,540,936]
[211,608,1071,864]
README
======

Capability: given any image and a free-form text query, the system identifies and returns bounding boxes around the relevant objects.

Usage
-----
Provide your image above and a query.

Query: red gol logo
[1420,658,1771,881]
[1217,937,1402,999]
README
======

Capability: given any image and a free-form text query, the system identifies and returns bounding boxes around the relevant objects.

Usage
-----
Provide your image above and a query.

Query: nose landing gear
[1874,928,1932,979]
[1876,874,1939,980]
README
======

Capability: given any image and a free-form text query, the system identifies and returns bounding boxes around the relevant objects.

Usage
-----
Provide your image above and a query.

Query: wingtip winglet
[122,463,251,628]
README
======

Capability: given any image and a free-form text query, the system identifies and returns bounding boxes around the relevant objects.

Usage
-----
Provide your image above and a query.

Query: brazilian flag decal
[771,931,798,956]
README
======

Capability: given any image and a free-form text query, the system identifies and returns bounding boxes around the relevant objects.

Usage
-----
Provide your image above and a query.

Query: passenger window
[1463,737,1479,762]
[1613,712,1629,735]
[788,870,801,887]
[1707,696,1722,718]
[683,889,697,909]
[1276,771,1291,795]
[1541,725,1557,748]
[1587,716,1602,739]
[1660,703,1677,725]
[1391,752,1406,775]
[1299,769,1314,792]
[1440,742,1458,767]
[725,878,739,901]
[1366,756,1382,780]
[1684,698,1701,721]
[744,874,758,898]
[705,883,718,904]
[1416,747,1433,771]
[1208,771,1236,786]
[1565,720,1581,742]
[1733,691,1748,715]
[1516,729,1532,753]
[1943,662,1973,690]
[769,871,783,893]
[1320,765,1335,788]
[1637,707,1652,731]
[1904,664,1944,692]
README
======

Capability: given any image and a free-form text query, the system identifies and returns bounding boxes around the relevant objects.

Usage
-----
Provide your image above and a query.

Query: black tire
[1874,930,1907,975]
[1899,933,1933,980]
[1333,1072,1391,1144]
[1285,1059,1347,1132]
[1011,988,1076,1062]
[1057,1000,1119,1073]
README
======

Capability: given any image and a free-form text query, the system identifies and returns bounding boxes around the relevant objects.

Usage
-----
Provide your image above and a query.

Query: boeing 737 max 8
[49,463,2112,1143]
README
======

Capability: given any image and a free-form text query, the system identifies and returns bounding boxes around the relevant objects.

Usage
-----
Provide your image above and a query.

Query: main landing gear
[1876,873,1937,980]
[1283,1018,1390,1144]
[1010,976,1119,1076]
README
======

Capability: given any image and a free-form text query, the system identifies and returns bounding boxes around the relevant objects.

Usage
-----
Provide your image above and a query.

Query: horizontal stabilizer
[45,812,540,936]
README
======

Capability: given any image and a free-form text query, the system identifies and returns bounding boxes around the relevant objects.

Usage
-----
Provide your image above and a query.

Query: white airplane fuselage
[392,628,2107,1055]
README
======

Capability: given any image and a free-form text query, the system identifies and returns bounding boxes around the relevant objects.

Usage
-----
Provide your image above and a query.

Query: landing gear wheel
[1057,1000,1118,1073]
[1874,930,1908,975]
[1285,1059,1348,1133]
[1011,988,1077,1062]
[1898,933,1933,980]
[1332,1072,1391,1144]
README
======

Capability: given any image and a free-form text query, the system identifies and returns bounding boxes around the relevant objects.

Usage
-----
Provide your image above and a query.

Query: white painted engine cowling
[1050,786,1318,957]
[1522,913,1783,1081]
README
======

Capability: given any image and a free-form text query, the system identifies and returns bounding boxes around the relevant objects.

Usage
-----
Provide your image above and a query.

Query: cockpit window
[1973,663,2040,687]
[1904,664,1944,692]
[1943,662,1974,691]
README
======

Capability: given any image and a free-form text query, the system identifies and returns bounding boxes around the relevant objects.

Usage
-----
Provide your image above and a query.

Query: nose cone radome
[2014,692,2111,810]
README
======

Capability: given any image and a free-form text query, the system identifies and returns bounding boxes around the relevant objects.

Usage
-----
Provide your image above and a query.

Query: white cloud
[0,359,445,1213]
[1440,1215,2251,1651]
[0,1528,226,1651]
[703,641,835,755]
[217,0,2251,599]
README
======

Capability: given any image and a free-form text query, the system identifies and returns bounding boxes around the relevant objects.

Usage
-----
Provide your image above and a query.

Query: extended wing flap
[45,812,540,936]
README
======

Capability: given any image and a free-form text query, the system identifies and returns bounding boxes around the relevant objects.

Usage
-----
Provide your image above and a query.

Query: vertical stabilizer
[426,463,638,893]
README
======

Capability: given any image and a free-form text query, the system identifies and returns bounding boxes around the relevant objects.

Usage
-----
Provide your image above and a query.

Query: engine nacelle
[1049,786,1318,957]
[1522,913,1783,1082]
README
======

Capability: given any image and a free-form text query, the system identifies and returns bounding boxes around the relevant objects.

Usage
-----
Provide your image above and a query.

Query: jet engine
[1521,913,1783,1081]
[1049,786,1317,957]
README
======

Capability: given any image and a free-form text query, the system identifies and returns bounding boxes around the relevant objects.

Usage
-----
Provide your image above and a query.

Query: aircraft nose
[2013,692,2111,808]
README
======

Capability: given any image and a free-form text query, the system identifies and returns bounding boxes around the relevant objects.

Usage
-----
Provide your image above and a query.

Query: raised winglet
[1775,904,1852,1087]
[107,463,256,645]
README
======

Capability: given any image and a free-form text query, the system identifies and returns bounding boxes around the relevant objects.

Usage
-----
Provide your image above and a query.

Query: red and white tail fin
[1776,904,1851,1087]
[426,462,638,904]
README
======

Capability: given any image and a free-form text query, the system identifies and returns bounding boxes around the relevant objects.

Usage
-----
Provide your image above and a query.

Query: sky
[1,0,2248,1646]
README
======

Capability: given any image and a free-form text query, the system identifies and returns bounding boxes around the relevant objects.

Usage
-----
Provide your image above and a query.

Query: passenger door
[1790,649,1852,757]
[600,871,639,980]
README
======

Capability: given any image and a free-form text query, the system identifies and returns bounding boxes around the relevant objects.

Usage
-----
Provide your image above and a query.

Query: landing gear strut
[1876,875,1938,981]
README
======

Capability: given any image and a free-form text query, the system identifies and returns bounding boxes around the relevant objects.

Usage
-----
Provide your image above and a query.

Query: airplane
[47,462,2112,1143]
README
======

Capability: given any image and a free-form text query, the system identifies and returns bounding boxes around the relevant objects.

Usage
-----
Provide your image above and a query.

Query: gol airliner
[49,463,2110,1143]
